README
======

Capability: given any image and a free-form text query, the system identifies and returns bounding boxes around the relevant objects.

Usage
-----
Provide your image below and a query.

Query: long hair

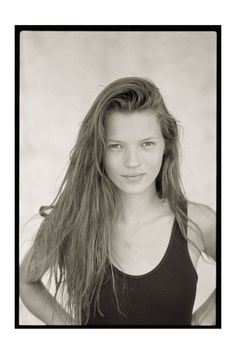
[27,77,205,325]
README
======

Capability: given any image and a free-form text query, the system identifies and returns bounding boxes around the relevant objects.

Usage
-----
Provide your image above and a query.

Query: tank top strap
[177,200,188,236]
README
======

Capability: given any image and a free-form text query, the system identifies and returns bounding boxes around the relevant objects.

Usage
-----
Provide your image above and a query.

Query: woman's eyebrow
[106,139,123,143]
[139,136,158,141]
[106,137,158,143]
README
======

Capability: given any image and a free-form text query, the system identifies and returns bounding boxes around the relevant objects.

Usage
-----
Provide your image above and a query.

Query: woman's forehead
[104,111,162,141]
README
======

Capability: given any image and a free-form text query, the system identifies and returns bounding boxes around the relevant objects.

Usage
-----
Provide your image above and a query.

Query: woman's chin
[117,182,155,195]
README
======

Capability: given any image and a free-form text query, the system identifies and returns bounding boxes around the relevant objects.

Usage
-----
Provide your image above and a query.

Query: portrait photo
[16,26,220,327]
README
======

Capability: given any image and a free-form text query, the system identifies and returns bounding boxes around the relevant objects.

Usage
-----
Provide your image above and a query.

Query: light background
[20,30,216,325]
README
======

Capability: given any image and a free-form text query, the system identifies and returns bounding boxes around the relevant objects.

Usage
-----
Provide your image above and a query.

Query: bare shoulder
[188,201,215,231]
[187,201,216,260]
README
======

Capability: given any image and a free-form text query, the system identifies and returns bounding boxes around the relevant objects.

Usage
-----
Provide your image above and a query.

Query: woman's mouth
[122,173,146,182]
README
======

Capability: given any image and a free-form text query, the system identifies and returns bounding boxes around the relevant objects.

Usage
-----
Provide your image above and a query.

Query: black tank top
[87,213,198,326]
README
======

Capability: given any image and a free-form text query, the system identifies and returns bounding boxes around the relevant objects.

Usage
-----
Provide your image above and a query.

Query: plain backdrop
[19,30,216,325]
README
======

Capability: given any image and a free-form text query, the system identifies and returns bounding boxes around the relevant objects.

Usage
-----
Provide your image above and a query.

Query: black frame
[15,25,221,329]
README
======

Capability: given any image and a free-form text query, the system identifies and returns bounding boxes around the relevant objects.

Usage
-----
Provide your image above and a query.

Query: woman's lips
[122,173,146,181]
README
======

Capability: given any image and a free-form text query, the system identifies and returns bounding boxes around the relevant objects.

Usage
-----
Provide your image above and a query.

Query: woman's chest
[111,216,175,275]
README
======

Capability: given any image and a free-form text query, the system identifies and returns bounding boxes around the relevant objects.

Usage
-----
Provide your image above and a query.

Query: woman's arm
[20,248,76,325]
[189,203,216,326]
[192,289,216,326]
[20,279,75,325]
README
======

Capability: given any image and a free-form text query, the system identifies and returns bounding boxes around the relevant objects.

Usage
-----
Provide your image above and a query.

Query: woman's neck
[118,184,164,226]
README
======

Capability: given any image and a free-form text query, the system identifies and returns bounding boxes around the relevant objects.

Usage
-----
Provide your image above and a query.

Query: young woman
[20,77,216,326]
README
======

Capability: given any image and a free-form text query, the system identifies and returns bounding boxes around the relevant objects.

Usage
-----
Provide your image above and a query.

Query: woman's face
[104,110,165,195]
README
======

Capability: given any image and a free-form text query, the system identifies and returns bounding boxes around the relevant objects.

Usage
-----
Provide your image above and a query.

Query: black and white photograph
[17,26,220,328]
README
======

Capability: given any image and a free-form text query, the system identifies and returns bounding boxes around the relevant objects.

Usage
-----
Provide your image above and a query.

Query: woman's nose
[123,147,141,168]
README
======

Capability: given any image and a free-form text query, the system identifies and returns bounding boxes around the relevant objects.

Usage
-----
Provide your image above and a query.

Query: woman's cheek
[144,149,163,168]
[104,152,121,175]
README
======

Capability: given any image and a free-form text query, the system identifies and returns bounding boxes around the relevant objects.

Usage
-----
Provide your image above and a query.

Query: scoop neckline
[112,217,177,279]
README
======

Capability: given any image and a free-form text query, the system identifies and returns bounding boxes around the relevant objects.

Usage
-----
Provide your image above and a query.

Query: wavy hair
[27,77,205,325]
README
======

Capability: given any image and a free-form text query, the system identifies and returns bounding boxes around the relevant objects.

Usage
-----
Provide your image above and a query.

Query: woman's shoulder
[187,201,216,260]
[187,201,215,224]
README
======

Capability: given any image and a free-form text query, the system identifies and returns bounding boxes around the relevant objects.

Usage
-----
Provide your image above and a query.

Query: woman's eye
[142,141,155,148]
[108,144,123,150]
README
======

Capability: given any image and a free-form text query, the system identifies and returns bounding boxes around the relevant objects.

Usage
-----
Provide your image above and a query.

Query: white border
[1,0,235,353]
